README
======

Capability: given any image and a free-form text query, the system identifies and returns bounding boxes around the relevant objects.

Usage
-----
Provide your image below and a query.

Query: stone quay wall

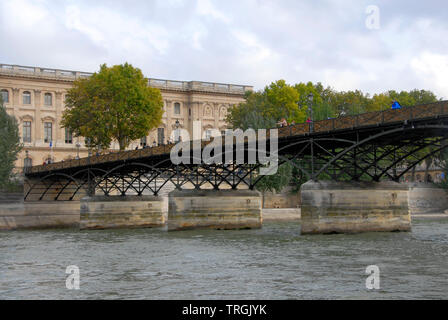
[408,183,448,214]
[0,191,80,230]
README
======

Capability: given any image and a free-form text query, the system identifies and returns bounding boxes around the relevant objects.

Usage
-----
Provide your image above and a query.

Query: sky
[1,0,448,98]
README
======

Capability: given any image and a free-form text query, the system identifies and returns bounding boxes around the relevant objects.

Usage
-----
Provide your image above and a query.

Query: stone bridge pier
[80,195,167,230]
[300,180,411,234]
[167,189,262,231]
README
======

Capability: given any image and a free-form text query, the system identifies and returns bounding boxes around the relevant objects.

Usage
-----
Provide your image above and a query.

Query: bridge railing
[26,100,448,175]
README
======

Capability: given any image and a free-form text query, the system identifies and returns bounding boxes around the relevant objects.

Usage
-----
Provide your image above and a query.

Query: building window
[24,157,32,168]
[65,128,73,144]
[44,93,52,106]
[23,121,32,143]
[44,122,52,143]
[205,129,212,140]
[174,129,181,143]
[1,89,8,103]
[189,108,191,116]
[140,136,147,147]
[174,102,181,115]
[23,91,31,104]
[157,128,165,145]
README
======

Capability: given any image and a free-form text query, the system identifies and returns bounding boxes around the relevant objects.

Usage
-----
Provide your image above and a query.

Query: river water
[1,218,447,300]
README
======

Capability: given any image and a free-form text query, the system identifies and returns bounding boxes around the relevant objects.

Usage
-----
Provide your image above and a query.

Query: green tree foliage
[227,80,307,130]
[62,63,164,151]
[255,162,293,193]
[0,98,22,188]
[264,80,305,123]
[226,91,276,130]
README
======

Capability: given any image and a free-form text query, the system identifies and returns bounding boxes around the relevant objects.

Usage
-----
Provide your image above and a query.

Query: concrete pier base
[167,189,262,231]
[300,180,411,235]
[80,195,166,230]
[0,200,80,230]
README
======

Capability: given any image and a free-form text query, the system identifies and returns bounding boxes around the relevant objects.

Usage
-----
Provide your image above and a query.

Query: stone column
[300,180,411,235]
[55,91,63,145]
[34,90,42,145]
[165,100,172,142]
[214,103,219,129]
[11,88,20,117]
[167,189,262,231]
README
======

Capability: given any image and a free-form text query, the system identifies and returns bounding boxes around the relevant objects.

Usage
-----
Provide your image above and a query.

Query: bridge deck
[26,100,448,176]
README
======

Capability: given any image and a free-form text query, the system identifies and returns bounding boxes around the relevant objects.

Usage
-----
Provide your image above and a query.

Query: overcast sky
[1,0,447,97]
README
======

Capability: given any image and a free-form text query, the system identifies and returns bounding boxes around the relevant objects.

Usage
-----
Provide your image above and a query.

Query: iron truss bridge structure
[24,101,448,201]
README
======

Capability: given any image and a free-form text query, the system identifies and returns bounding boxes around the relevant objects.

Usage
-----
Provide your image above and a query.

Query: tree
[264,80,306,123]
[62,63,164,151]
[226,81,302,193]
[0,97,22,188]
[226,91,276,130]
[226,80,307,130]
[255,162,293,193]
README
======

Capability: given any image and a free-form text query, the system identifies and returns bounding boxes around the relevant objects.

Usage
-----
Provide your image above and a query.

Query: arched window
[23,91,31,104]
[220,106,227,118]
[44,93,52,106]
[174,102,181,115]
[1,89,9,103]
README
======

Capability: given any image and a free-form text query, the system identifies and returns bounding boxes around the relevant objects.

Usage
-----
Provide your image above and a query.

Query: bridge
[23,100,448,234]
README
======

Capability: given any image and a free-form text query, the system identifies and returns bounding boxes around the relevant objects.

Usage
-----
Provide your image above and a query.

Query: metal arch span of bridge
[24,100,448,202]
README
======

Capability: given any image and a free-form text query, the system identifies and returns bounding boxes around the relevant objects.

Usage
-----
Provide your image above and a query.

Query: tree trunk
[119,138,126,151]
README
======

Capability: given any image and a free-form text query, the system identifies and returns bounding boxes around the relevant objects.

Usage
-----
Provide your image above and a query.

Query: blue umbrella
[391,101,402,110]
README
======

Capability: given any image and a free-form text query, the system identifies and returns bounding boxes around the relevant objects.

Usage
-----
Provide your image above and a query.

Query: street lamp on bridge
[307,93,314,132]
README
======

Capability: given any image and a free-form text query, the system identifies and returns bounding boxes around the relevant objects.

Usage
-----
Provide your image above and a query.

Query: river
[1,218,447,299]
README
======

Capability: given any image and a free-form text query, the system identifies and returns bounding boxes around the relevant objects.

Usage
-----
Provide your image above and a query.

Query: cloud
[411,52,448,98]
[0,0,447,98]
[196,0,230,23]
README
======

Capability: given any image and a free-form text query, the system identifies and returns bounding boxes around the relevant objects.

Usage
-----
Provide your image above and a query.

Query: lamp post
[175,120,180,143]
[24,150,30,173]
[307,93,314,132]
[76,142,81,159]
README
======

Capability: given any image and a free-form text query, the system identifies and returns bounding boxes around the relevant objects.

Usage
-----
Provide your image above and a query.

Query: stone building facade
[0,63,252,171]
